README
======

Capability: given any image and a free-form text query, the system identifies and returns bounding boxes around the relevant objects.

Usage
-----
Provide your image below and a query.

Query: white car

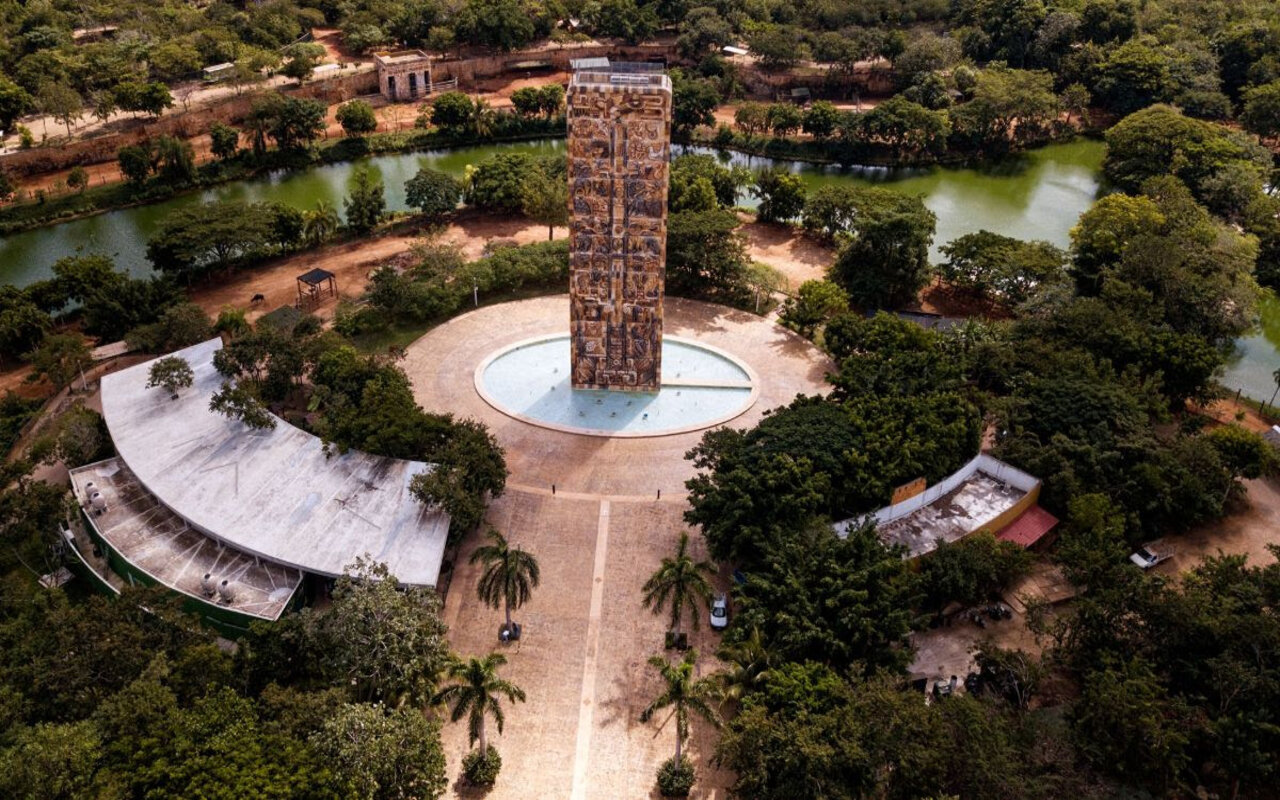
[1129,543,1173,570]
[710,594,729,631]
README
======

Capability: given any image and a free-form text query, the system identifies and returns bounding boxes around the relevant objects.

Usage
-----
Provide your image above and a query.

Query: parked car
[710,593,729,630]
[1130,542,1174,570]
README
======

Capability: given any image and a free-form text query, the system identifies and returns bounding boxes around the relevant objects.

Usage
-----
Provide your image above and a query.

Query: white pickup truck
[1130,541,1175,570]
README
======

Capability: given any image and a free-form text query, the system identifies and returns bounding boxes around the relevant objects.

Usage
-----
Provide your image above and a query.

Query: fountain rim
[473,332,761,439]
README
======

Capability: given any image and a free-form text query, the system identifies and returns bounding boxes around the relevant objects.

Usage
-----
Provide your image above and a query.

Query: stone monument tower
[566,60,672,392]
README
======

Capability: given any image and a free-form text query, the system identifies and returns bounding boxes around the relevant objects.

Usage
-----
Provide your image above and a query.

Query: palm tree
[303,201,340,247]
[471,528,540,634]
[640,649,722,764]
[717,626,772,704]
[468,98,496,138]
[642,532,715,637]
[433,653,526,757]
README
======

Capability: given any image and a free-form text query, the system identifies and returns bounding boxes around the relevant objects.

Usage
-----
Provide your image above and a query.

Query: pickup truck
[1129,542,1175,570]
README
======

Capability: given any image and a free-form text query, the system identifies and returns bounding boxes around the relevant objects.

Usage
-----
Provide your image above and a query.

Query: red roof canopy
[997,505,1059,548]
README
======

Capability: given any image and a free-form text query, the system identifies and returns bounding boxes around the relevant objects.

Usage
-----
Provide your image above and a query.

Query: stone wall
[567,70,672,392]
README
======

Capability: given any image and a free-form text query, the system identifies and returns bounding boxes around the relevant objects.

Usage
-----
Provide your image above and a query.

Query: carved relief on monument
[567,67,672,392]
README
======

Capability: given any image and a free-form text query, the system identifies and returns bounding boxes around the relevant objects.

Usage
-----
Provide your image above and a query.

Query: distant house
[374,50,433,101]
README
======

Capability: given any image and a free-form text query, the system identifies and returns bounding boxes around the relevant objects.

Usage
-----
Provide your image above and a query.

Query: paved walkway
[416,296,832,798]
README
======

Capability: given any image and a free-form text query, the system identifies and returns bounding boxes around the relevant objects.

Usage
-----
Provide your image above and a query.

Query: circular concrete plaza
[403,295,834,497]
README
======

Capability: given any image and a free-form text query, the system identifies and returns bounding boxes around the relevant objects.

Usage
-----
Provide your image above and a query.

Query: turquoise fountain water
[476,335,757,437]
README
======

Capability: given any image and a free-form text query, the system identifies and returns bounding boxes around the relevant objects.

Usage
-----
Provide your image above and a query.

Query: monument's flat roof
[570,60,670,91]
[100,339,449,586]
[70,459,302,620]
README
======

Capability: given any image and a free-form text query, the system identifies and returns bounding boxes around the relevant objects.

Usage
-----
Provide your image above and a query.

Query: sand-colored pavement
[416,296,830,798]
[404,295,833,497]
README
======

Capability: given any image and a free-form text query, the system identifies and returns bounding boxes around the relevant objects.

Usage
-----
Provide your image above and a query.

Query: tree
[303,201,341,247]
[209,381,276,430]
[470,528,541,634]
[430,92,474,133]
[0,287,51,361]
[1068,192,1164,293]
[249,94,326,151]
[313,703,448,800]
[316,559,451,706]
[919,531,1033,609]
[1102,105,1270,209]
[748,26,810,71]
[336,100,378,137]
[766,103,803,137]
[666,209,750,303]
[0,720,100,799]
[66,165,88,194]
[801,101,841,140]
[949,65,1058,151]
[468,152,542,213]
[1072,656,1191,789]
[146,356,194,399]
[537,84,565,117]
[510,87,542,117]
[734,102,768,135]
[25,333,90,389]
[155,135,196,183]
[1094,39,1173,115]
[585,0,659,44]
[642,532,715,637]
[281,43,325,84]
[520,170,568,240]
[0,76,33,134]
[405,168,461,222]
[209,123,240,161]
[433,653,526,759]
[214,306,251,340]
[849,96,951,159]
[670,71,719,136]
[827,188,936,308]
[938,230,1068,307]
[344,168,386,235]
[639,649,722,767]
[37,81,82,137]
[1242,80,1280,144]
[751,167,806,224]
[147,201,272,278]
[779,280,849,339]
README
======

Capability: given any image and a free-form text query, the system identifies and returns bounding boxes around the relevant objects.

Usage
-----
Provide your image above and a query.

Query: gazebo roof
[297,267,335,286]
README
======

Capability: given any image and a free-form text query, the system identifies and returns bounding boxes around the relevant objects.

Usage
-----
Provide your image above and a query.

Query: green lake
[1,135,1276,401]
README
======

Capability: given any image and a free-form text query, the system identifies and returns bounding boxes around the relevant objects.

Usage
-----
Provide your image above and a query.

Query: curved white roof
[101,339,449,586]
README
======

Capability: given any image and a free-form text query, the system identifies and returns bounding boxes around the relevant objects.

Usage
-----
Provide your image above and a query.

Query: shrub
[656,756,695,797]
[462,747,502,786]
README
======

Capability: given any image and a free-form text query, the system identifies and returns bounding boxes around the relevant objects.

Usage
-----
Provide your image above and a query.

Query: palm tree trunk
[505,596,512,632]
[479,717,488,758]
[674,718,682,763]
[547,225,553,241]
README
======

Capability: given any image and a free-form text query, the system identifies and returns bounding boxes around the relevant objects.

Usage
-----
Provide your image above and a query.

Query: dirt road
[187,213,563,322]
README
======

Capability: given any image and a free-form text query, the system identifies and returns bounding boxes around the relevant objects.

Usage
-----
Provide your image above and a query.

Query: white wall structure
[834,454,1041,557]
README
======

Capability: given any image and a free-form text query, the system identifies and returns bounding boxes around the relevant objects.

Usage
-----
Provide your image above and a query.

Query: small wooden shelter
[296,268,336,309]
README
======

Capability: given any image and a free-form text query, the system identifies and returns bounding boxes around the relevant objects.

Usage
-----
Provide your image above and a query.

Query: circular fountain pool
[475,334,758,437]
